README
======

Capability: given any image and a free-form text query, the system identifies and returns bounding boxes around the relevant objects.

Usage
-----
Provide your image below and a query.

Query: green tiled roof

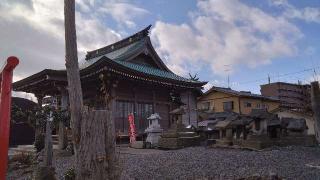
[81,37,203,84]
[113,60,200,83]
[81,39,144,69]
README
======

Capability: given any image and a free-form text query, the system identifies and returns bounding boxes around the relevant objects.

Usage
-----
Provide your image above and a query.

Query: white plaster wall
[276,111,315,135]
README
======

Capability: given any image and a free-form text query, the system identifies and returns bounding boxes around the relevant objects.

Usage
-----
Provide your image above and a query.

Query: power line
[237,66,320,85]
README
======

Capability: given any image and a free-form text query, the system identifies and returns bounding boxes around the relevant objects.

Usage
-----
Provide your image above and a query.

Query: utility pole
[313,68,318,81]
[311,81,320,143]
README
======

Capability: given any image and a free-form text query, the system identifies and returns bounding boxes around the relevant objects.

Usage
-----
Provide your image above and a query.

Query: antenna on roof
[224,64,231,88]
[313,68,318,82]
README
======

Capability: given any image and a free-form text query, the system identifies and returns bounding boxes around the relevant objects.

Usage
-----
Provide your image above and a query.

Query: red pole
[0,56,19,180]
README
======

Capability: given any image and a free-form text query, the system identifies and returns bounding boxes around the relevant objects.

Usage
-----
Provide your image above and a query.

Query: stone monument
[145,113,163,148]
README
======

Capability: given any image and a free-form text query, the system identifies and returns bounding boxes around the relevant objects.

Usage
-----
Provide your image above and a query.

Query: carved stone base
[215,139,233,146]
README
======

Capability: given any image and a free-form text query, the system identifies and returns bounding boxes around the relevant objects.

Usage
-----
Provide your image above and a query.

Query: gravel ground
[53,146,320,180]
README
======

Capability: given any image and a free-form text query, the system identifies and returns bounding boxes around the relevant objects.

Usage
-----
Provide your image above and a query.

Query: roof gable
[128,54,159,69]
[84,25,171,72]
[85,25,151,60]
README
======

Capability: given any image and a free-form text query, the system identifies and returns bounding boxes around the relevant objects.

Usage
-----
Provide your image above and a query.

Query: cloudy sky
[1,0,320,99]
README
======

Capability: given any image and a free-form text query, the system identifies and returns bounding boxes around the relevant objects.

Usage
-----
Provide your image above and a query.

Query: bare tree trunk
[58,121,68,150]
[106,89,120,179]
[64,0,83,151]
[64,1,119,180]
[76,110,120,180]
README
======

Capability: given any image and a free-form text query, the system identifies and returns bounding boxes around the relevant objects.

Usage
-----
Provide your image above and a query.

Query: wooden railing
[0,57,19,179]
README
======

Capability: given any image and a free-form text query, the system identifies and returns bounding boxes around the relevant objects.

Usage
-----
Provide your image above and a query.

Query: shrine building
[13,25,207,135]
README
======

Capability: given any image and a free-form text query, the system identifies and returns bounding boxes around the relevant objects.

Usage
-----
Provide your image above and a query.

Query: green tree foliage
[11,104,70,131]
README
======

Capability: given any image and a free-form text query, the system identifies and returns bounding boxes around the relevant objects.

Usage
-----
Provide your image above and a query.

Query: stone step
[51,135,72,145]
[8,145,35,158]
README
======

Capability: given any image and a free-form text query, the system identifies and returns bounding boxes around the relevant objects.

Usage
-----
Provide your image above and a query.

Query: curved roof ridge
[85,25,152,60]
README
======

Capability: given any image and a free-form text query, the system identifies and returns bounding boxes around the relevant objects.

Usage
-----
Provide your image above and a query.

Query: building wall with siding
[198,91,279,115]
[261,82,311,111]
[239,97,280,114]
[198,91,240,113]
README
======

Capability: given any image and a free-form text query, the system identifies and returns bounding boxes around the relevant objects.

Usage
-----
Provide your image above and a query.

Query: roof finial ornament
[144,24,152,35]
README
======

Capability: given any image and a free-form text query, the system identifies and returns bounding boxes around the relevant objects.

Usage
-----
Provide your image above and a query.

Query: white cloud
[76,12,121,56]
[0,0,124,82]
[76,0,149,29]
[0,0,146,101]
[99,2,149,28]
[151,0,302,76]
[271,0,320,23]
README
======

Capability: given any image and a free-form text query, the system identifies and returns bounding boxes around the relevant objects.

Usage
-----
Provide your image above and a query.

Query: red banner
[128,113,136,143]
[0,57,19,179]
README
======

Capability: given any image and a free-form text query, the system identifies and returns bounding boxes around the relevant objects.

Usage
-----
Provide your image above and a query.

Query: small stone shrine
[158,106,200,149]
[145,113,163,148]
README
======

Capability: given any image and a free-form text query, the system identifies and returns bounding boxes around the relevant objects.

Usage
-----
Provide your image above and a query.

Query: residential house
[198,86,280,115]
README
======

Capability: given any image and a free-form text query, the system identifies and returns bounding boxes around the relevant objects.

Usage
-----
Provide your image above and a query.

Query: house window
[202,102,210,110]
[244,102,252,107]
[223,101,234,111]
[256,103,261,109]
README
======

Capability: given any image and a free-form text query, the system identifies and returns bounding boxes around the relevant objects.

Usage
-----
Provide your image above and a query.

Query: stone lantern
[145,113,163,148]
[158,106,200,149]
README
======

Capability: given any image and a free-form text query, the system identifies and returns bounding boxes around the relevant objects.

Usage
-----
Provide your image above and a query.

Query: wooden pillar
[35,94,44,137]
[152,90,156,114]
[311,81,320,143]
[133,87,139,130]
